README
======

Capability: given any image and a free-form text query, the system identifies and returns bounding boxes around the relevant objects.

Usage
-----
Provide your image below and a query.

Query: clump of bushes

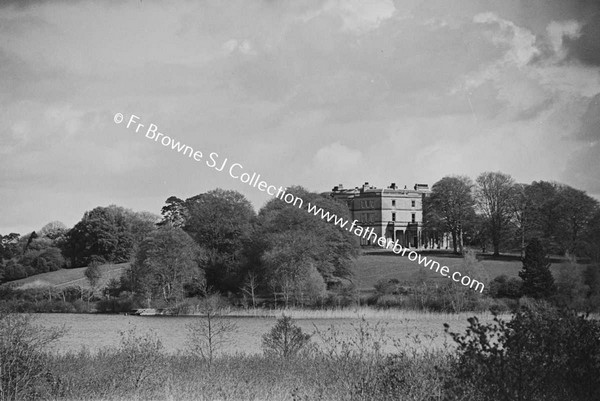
[445,301,600,401]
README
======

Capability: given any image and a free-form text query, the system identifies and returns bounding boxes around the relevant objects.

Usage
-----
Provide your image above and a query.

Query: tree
[0,233,20,260]
[261,315,311,359]
[556,185,598,255]
[475,172,516,256]
[158,196,187,227]
[129,225,202,305]
[519,238,555,299]
[85,263,102,289]
[241,272,259,309]
[261,231,327,307]
[186,291,237,365]
[424,176,475,253]
[256,186,359,285]
[183,189,256,292]
[38,221,67,240]
[64,205,136,267]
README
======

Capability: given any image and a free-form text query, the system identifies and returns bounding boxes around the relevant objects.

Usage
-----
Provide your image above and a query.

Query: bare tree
[186,291,237,365]
[241,272,259,309]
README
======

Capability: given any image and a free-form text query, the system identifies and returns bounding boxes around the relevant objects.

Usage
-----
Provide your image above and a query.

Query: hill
[5,263,128,291]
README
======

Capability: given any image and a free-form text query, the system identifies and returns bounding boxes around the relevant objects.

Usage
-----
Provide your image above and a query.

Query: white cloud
[313,142,363,172]
[473,12,540,68]
[303,0,395,34]
[547,20,581,60]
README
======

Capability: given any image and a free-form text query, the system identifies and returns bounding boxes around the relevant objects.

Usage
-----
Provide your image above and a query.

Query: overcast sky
[1,0,600,234]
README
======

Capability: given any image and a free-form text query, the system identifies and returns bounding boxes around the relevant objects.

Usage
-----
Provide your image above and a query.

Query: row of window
[360,199,417,208]
[358,213,417,223]
[391,213,416,223]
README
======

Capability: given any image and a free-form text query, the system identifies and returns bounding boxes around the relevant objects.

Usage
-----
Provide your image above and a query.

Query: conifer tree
[519,238,555,298]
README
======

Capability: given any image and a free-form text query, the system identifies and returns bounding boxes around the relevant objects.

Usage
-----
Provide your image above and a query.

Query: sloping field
[6,263,128,290]
[351,249,578,291]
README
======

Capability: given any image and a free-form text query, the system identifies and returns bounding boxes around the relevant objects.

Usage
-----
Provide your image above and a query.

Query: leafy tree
[424,176,475,253]
[130,225,202,305]
[475,172,516,256]
[256,186,359,288]
[183,189,255,292]
[85,263,102,289]
[64,205,136,267]
[0,233,20,260]
[262,315,311,358]
[38,221,67,240]
[158,196,187,227]
[262,231,327,307]
[519,238,555,299]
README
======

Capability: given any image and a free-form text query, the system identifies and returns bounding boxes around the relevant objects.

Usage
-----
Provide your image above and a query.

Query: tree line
[0,187,359,308]
[424,171,600,261]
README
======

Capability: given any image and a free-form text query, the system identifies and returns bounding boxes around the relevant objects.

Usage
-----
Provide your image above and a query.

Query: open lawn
[351,248,583,291]
[6,263,128,290]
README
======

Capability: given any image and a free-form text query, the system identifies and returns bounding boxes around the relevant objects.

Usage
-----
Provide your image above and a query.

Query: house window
[411,213,416,223]
[411,200,416,207]
[392,212,396,222]
[392,200,396,207]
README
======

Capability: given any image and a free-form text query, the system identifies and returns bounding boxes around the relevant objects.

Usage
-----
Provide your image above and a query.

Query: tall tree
[519,238,555,299]
[183,189,255,292]
[424,176,475,254]
[130,225,202,305]
[509,183,530,258]
[556,185,599,255]
[159,196,187,228]
[63,205,135,267]
[256,186,359,285]
[475,172,515,256]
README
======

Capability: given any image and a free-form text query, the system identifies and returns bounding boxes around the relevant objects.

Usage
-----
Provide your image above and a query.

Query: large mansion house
[329,182,445,249]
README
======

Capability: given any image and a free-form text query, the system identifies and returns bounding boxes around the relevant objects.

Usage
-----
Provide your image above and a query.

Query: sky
[1,0,600,234]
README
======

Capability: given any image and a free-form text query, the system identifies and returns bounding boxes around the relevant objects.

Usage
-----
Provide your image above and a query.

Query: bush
[445,302,600,401]
[489,275,522,298]
[262,315,311,358]
[0,311,66,400]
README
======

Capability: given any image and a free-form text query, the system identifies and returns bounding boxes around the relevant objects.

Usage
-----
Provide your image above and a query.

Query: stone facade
[330,182,435,248]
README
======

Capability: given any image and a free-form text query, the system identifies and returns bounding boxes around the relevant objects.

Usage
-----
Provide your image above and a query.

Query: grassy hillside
[6,263,128,290]
[351,248,580,291]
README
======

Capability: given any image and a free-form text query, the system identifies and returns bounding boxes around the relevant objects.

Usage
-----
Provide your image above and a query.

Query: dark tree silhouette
[519,238,555,299]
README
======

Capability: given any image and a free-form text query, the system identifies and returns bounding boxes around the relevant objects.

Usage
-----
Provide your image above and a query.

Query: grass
[352,248,582,291]
[7,263,128,290]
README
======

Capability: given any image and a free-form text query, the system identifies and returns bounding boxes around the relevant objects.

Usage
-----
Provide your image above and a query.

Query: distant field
[351,248,581,291]
[6,263,128,290]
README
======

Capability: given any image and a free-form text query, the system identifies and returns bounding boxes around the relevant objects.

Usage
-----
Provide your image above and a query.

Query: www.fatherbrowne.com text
[114,112,485,293]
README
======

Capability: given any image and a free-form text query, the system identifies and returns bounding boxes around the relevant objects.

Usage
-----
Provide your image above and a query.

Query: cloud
[313,142,363,173]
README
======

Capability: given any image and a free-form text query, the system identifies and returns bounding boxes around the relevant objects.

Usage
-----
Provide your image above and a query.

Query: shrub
[489,275,522,298]
[262,315,311,358]
[0,311,66,400]
[445,302,600,401]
